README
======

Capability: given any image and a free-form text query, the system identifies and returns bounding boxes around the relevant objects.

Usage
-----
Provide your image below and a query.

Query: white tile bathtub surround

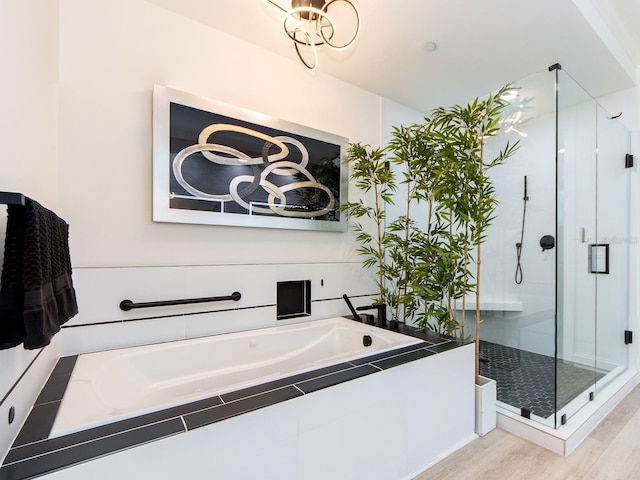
[0,339,59,465]
[58,297,364,357]
[290,298,358,323]
[52,318,421,437]
[59,263,375,356]
[0,349,39,416]
[67,265,276,327]
[183,306,277,340]
[297,385,409,479]
[61,306,279,356]
[38,344,475,480]
[182,264,276,316]
[275,262,376,300]
[68,263,370,327]
[67,267,187,326]
[59,317,187,356]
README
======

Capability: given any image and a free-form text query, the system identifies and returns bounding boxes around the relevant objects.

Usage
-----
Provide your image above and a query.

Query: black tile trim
[185,386,303,431]
[372,348,436,370]
[390,323,458,345]
[2,321,469,479]
[426,341,467,354]
[12,402,61,447]
[349,342,429,366]
[405,330,452,345]
[220,362,354,403]
[4,395,225,464]
[0,419,185,480]
[48,356,77,379]
[11,356,78,449]
[34,376,71,406]
[296,364,380,394]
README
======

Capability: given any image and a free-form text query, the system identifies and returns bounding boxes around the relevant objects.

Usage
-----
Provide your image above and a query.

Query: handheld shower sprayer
[515,175,528,284]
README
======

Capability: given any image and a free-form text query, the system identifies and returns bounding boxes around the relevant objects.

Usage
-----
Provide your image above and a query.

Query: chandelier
[263,0,361,71]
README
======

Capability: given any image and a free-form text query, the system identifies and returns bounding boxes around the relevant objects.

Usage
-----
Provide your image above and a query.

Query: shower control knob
[540,235,555,251]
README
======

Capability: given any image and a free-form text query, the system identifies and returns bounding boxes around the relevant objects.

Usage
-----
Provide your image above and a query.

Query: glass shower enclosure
[478,65,631,429]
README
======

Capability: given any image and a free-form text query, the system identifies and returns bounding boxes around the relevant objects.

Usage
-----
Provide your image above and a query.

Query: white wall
[50,0,420,347]
[0,0,423,462]
[57,0,385,268]
[0,0,62,463]
[598,86,640,133]
[0,0,59,206]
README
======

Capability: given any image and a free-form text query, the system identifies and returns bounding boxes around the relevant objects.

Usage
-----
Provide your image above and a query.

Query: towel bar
[0,191,26,206]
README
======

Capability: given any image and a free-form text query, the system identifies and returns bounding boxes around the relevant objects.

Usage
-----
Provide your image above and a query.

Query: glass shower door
[479,69,559,429]
[555,69,597,427]
[594,103,630,390]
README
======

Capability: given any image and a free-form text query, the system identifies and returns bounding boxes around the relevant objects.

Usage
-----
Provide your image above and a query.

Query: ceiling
[147,0,640,113]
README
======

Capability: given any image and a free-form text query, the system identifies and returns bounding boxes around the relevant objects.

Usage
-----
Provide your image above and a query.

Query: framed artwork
[152,85,348,232]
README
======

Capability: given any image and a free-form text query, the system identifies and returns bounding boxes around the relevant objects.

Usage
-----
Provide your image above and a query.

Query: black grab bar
[119,292,241,311]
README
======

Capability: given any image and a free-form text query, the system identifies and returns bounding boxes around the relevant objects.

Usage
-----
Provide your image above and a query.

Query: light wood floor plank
[414,384,640,480]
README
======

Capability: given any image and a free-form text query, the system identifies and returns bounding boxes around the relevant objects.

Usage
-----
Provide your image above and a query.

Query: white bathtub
[50,317,422,438]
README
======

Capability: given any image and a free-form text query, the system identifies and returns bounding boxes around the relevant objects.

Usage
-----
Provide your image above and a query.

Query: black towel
[0,198,78,350]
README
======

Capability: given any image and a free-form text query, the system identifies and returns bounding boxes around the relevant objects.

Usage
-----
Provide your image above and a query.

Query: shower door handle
[588,244,610,274]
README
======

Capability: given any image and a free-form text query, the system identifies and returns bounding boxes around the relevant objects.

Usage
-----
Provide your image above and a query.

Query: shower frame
[476,64,632,431]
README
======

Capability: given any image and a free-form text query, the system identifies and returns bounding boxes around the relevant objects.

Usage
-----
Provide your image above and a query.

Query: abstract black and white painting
[153,86,348,231]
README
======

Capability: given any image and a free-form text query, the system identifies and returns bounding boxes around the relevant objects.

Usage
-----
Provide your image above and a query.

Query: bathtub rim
[1,320,470,480]
[50,316,424,438]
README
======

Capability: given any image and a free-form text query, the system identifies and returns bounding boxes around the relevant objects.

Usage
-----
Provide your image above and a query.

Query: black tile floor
[479,340,605,419]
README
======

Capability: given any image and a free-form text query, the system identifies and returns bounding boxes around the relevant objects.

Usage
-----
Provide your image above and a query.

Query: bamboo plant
[340,143,396,304]
[344,85,518,385]
[429,84,519,383]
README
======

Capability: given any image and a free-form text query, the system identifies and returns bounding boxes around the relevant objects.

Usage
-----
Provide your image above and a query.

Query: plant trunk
[424,196,434,328]
[475,144,485,385]
[461,221,469,339]
[375,184,384,302]
[475,241,481,385]
[426,196,434,245]
[400,181,412,324]
[448,206,453,322]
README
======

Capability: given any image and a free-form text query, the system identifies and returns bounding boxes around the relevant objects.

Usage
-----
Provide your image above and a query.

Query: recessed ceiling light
[423,41,437,52]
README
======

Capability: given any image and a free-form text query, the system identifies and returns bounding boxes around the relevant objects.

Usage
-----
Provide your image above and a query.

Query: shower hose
[515,176,528,285]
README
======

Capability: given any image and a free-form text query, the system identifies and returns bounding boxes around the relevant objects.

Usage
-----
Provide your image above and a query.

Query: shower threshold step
[496,370,638,456]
